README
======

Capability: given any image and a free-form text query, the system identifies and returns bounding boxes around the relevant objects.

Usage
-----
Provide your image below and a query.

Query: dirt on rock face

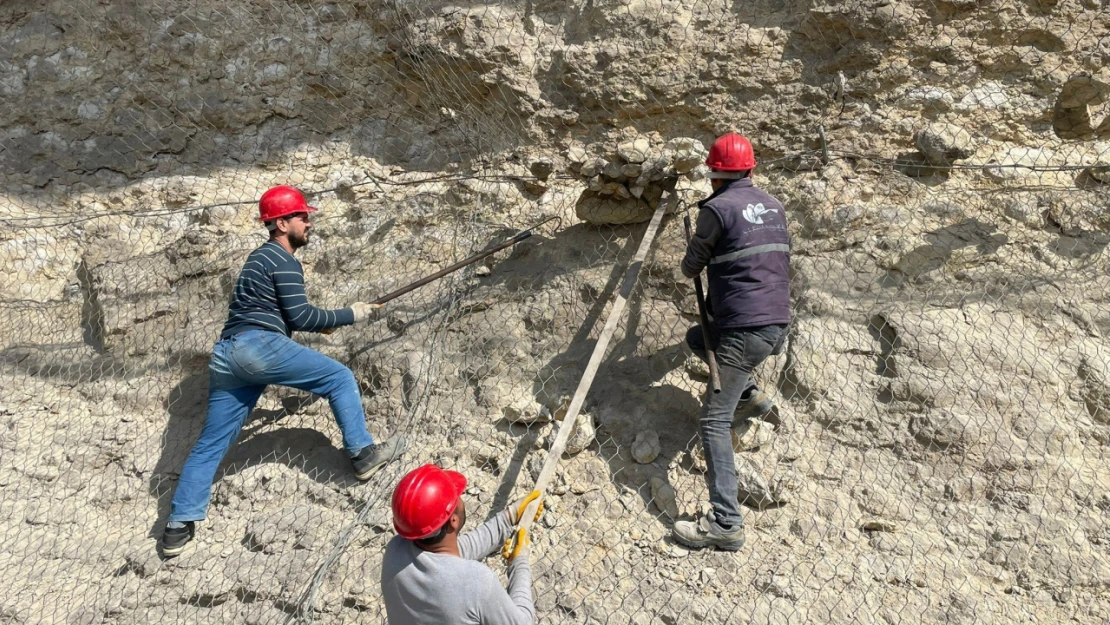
[2,1,1110,624]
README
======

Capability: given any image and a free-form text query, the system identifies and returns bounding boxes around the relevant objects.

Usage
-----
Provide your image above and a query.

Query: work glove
[350,302,382,323]
[501,527,530,564]
[505,490,544,525]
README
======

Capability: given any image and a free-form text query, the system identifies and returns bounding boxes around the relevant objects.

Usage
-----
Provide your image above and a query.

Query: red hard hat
[258,185,318,222]
[391,464,468,540]
[705,133,757,171]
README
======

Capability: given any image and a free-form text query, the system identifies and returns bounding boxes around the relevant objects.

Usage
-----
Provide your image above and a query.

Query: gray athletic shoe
[672,510,745,551]
[352,434,407,481]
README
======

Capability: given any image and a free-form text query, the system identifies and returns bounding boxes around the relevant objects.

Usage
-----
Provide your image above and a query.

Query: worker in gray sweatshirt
[381,464,541,625]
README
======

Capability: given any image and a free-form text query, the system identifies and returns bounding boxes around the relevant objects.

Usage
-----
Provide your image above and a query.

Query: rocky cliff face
[2,1,1110,624]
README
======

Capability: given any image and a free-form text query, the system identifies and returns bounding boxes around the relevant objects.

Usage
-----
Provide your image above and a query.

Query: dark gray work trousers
[685,323,787,527]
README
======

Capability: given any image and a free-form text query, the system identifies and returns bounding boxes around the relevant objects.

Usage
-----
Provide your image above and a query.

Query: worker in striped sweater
[160,186,406,556]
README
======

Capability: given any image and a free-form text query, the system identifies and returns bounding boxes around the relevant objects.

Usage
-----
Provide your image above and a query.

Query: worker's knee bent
[685,325,702,350]
[327,366,359,393]
[698,402,735,429]
[686,325,709,361]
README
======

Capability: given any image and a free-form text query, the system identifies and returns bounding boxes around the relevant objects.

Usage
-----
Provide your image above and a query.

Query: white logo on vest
[742,203,778,224]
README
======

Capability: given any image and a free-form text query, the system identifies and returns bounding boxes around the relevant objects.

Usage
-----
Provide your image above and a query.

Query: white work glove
[350,302,382,323]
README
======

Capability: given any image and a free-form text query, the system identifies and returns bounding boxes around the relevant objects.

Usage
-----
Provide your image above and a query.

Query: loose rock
[735,457,787,509]
[732,419,775,452]
[529,159,554,181]
[650,477,680,519]
[502,397,551,425]
[564,412,596,455]
[571,136,701,224]
[617,138,651,164]
[631,430,661,464]
[1087,166,1110,184]
[684,355,710,379]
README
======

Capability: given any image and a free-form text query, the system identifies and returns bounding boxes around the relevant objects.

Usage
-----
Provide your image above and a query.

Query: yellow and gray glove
[501,527,530,563]
[501,490,543,563]
[505,490,544,525]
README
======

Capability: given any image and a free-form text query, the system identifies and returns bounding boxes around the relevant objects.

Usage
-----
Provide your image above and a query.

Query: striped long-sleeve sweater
[220,240,354,339]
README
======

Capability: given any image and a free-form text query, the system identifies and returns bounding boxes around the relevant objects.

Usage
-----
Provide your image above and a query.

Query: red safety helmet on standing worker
[392,464,468,540]
[705,133,757,178]
[258,185,319,222]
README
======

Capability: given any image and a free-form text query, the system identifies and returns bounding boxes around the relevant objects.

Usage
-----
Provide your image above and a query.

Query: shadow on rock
[1048,229,1110,260]
[147,371,353,537]
[883,218,1009,286]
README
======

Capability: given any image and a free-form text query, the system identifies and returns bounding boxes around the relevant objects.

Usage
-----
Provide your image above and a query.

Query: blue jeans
[686,324,787,528]
[168,330,374,522]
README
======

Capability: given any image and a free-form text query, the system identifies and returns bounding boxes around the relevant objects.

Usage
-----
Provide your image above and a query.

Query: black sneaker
[161,521,195,557]
[352,434,407,481]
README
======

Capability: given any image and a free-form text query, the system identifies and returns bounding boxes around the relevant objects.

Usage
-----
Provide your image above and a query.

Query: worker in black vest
[673,133,791,551]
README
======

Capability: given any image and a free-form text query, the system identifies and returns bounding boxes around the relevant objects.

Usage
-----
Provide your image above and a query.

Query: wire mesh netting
[2,1,1110,623]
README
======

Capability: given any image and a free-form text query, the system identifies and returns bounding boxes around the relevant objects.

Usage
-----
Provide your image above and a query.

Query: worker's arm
[476,560,535,625]
[681,208,722,279]
[459,512,514,561]
[272,262,355,332]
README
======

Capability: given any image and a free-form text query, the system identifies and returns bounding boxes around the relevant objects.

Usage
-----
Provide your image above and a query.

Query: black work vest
[700,179,792,329]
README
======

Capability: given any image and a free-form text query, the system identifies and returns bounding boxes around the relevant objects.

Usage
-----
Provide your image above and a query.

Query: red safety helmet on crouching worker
[258,185,318,222]
[392,464,468,540]
[705,133,757,177]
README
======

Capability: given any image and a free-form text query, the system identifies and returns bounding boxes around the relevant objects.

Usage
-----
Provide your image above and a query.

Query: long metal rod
[370,216,558,305]
[683,214,722,394]
[322,217,557,335]
[514,192,673,543]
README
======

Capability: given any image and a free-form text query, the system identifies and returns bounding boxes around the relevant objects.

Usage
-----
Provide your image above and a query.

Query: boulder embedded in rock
[1003,192,1044,228]
[901,86,954,112]
[575,192,653,225]
[243,505,343,554]
[984,147,1055,182]
[529,158,554,181]
[909,410,983,450]
[958,82,1009,110]
[915,123,975,166]
[1079,342,1110,424]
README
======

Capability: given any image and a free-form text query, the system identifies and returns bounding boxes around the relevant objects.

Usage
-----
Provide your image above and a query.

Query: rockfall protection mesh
[2,1,1110,624]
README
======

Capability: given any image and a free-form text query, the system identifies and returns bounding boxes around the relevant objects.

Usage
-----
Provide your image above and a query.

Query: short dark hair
[414,521,450,547]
